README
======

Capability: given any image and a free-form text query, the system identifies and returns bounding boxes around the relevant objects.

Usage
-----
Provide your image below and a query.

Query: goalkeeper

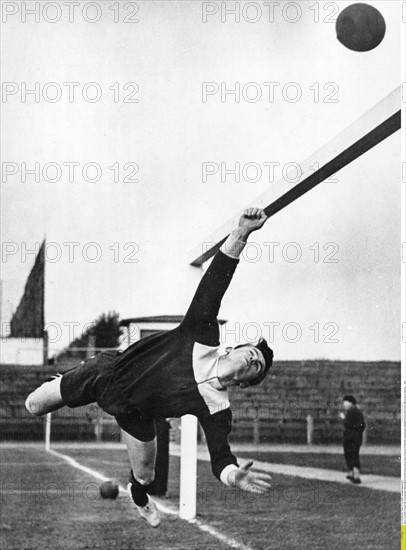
[26,208,273,527]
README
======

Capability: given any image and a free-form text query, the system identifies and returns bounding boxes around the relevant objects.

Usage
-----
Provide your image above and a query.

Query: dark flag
[10,241,45,338]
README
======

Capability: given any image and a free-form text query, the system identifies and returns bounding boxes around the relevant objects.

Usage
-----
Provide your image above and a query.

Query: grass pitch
[0,444,399,550]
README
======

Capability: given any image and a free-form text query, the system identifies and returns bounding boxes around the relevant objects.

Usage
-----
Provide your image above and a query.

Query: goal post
[45,412,51,451]
[179,414,198,520]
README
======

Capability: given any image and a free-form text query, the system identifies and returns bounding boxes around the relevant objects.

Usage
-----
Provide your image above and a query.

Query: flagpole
[42,236,47,365]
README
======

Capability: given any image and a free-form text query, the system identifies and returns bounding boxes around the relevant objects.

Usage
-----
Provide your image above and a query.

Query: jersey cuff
[220,232,246,259]
[220,464,239,486]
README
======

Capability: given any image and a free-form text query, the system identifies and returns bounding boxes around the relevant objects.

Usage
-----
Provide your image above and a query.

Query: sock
[129,470,154,507]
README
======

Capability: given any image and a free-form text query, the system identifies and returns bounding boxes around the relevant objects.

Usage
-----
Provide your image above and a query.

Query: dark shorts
[60,350,120,410]
[60,351,156,442]
[115,412,156,442]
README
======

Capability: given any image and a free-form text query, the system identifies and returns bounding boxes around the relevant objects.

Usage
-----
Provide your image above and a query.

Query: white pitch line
[46,448,255,550]
[194,520,254,550]
[47,449,110,482]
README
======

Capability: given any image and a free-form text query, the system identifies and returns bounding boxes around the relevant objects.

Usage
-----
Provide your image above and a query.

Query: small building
[0,334,48,366]
[119,315,227,348]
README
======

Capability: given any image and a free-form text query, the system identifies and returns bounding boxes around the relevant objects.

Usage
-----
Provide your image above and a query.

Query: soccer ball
[336,3,386,52]
[99,480,119,499]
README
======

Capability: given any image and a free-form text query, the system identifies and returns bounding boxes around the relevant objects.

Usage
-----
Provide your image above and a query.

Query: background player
[340,394,366,484]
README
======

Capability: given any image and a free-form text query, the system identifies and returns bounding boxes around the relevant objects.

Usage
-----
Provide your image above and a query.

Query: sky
[1,0,403,360]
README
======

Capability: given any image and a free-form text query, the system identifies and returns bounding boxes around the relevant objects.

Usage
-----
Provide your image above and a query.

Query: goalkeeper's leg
[121,428,161,527]
[25,375,64,416]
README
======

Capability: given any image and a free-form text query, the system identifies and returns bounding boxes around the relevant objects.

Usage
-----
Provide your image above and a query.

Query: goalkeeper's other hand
[228,461,271,494]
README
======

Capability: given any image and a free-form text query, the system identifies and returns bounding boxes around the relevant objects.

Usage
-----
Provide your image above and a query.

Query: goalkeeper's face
[226,345,266,386]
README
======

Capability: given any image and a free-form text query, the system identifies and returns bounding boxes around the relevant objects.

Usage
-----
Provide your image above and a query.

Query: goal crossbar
[190,86,401,267]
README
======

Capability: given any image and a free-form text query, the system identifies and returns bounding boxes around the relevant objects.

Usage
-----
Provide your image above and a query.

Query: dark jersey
[112,251,237,410]
[343,407,365,439]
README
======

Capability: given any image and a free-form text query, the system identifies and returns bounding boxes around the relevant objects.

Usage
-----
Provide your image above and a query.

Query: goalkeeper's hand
[228,461,271,494]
